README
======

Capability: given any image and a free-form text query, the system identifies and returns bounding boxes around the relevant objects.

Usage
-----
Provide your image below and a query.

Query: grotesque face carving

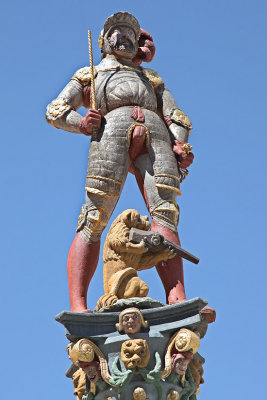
[84,364,100,384]
[175,328,200,355]
[171,351,193,376]
[122,312,142,334]
[176,332,189,350]
[116,307,148,333]
[189,359,204,392]
[67,339,95,367]
[76,360,101,384]
[107,25,137,58]
[121,339,150,369]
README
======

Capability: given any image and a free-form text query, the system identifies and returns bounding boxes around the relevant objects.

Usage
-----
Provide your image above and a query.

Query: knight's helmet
[98,11,140,55]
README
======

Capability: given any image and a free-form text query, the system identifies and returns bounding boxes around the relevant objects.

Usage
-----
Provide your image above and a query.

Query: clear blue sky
[1,0,266,398]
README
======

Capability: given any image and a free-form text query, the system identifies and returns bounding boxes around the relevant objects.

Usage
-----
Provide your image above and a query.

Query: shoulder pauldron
[71,66,98,86]
[141,68,163,88]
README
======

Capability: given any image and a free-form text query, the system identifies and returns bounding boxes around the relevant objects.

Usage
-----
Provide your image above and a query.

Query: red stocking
[67,233,100,312]
[151,219,186,304]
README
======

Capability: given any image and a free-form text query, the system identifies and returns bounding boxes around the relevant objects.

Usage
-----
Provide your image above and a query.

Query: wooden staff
[88,30,96,109]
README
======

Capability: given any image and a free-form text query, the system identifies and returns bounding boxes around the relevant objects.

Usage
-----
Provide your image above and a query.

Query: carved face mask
[121,339,150,369]
[107,25,137,57]
[84,365,100,383]
[171,351,193,376]
[189,359,204,388]
[173,354,191,375]
[122,312,142,334]
[176,332,189,349]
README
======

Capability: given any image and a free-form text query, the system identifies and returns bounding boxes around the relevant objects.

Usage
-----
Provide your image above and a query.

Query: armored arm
[156,83,192,143]
[155,82,194,172]
[142,68,191,142]
[46,78,85,133]
[46,67,99,134]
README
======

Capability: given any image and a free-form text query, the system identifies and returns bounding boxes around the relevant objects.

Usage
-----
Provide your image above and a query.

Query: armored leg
[68,189,128,312]
[134,153,186,304]
[68,178,131,311]
[67,112,131,312]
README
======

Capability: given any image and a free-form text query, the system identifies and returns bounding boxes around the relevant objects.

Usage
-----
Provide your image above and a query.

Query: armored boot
[151,219,186,304]
[67,233,100,312]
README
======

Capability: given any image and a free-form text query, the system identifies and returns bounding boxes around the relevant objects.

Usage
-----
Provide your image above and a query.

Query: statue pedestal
[56,297,209,400]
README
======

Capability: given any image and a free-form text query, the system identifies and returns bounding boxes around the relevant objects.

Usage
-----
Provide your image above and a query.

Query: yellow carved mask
[121,339,150,369]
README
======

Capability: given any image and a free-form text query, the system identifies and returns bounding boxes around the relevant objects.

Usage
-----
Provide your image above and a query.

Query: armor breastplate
[95,69,158,114]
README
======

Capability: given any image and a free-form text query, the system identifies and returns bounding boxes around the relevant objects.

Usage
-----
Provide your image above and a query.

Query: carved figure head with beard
[107,26,137,59]
[99,12,140,60]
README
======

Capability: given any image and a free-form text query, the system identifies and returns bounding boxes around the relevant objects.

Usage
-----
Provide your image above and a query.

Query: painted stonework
[48,11,215,400]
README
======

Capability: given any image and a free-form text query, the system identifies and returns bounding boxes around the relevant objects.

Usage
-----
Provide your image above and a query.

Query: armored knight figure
[46,12,194,312]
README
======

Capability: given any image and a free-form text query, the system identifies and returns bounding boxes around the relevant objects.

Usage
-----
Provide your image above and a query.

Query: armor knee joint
[76,204,109,243]
[150,200,179,231]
